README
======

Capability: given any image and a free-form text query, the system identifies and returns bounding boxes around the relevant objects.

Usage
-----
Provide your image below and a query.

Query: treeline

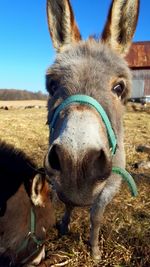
[0,89,48,100]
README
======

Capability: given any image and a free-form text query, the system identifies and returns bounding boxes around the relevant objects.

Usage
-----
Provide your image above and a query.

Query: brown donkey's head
[45,0,139,205]
[0,174,55,266]
[0,142,55,266]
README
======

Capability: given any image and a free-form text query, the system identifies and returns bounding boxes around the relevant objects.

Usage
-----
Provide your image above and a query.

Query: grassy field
[0,99,47,108]
[0,102,149,267]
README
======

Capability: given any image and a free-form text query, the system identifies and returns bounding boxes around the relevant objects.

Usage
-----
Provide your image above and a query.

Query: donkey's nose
[47,144,112,180]
[85,148,112,180]
[48,144,62,172]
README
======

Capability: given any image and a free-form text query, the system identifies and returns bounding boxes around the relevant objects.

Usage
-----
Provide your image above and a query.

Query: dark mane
[0,141,38,215]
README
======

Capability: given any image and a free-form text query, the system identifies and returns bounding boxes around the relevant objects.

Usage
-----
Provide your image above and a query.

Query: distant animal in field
[0,141,55,266]
[0,106,9,110]
[44,0,139,260]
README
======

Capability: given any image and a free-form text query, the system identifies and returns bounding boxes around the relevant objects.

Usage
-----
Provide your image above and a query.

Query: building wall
[145,79,150,95]
[131,69,150,97]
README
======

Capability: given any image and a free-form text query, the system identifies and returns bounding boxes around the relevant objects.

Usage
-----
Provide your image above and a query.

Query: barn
[126,41,150,101]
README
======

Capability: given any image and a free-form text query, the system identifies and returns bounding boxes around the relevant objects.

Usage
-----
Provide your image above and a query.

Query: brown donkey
[44,0,139,260]
[0,141,55,266]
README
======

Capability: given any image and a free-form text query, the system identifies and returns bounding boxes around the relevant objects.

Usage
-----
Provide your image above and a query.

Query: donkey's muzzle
[47,143,112,181]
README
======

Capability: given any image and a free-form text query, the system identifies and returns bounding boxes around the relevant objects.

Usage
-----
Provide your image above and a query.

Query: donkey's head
[0,172,55,266]
[0,142,55,266]
[45,0,139,205]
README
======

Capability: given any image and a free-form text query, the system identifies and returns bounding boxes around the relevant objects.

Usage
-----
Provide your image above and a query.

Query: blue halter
[49,94,138,197]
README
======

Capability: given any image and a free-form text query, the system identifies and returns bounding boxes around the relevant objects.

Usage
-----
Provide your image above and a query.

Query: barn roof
[126,41,150,68]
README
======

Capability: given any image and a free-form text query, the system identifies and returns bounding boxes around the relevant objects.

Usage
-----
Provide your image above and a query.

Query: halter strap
[49,94,138,197]
[112,167,138,197]
[50,94,117,155]
[16,208,43,265]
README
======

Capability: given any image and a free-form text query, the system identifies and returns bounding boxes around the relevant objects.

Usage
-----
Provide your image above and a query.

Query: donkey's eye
[112,81,125,98]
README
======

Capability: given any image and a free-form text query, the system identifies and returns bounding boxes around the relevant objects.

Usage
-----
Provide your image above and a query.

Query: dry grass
[0,100,47,108]
[0,102,149,267]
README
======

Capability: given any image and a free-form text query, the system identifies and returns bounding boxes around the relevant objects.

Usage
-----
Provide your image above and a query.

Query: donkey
[0,141,55,266]
[44,0,139,260]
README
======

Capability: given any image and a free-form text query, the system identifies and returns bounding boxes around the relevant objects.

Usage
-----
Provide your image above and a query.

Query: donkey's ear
[31,173,48,207]
[102,0,139,56]
[47,0,81,52]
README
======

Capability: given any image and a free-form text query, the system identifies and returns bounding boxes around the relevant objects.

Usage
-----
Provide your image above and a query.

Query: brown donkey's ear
[31,173,48,207]
[47,0,81,52]
[102,0,139,56]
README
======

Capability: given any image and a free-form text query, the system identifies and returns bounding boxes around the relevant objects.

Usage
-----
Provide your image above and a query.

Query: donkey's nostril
[48,145,61,171]
[99,150,106,168]
[97,149,111,179]
[93,149,106,170]
[89,149,111,180]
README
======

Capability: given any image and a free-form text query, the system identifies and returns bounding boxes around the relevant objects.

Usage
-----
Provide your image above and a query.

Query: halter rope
[49,94,138,197]
[50,95,117,155]
[15,208,43,265]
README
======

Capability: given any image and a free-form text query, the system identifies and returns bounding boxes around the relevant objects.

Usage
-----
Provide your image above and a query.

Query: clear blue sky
[0,0,149,93]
